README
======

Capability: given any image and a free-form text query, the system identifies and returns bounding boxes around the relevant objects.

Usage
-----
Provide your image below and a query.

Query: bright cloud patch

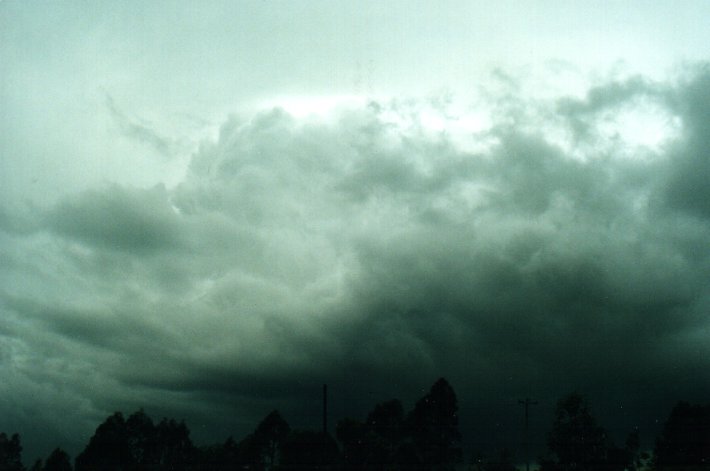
[594,97,682,155]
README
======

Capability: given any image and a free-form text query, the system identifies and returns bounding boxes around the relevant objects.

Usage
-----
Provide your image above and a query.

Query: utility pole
[323,384,328,435]
[519,398,538,471]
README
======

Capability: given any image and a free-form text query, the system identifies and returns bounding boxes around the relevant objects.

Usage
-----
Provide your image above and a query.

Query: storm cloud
[2,65,710,460]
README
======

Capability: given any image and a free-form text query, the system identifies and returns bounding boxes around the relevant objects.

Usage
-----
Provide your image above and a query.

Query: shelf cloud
[2,65,710,458]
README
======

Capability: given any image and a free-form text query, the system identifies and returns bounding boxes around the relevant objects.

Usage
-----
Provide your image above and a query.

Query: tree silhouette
[43,448,71,471]
[366,398,405,462]
[337,399,406,470]
[241,410,291,470]
[154,418,195,471]
[125,409,157,469]
[279,430,339,471]
[0,433,25,471]
[337,380,461,470]
[75,410,196,471]
[481,448,518,471]
[540,393,609,471]
[336,417,369,469]
[653,401,710,470]
[16,383,700,471]
[195,436,242,471]
[540,393,640,471]
[605,430,641,471]
[75,412,131,471]
[406,378,462,471]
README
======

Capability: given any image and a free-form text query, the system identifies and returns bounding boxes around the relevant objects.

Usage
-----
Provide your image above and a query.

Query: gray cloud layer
[2,66,710,460]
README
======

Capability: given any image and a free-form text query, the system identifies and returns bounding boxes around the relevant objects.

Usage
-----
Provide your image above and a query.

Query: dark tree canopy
[653,401,710,470]
[13,383,708,471]
[542,393,609,471]
[540,393,640,471]
[75,410,195,471]
[337,378,462,471]
[407,377,463,470]
[74,412,131,471]
[125,409,157,468]
[337,399,406,470]
[43,448,71,471]
[336,418,368,469]
[153,418,195,470]
[279,430,339,471]
[478,448,518,471]
[366,399,405,452]
[241,410,291,471]
[0,433,24,471]
[195,436,241,471]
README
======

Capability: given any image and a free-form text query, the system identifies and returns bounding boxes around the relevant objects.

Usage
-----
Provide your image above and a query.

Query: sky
[2,0,710,464]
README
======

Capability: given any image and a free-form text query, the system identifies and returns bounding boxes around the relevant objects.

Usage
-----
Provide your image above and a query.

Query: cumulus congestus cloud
[1,66,710,455]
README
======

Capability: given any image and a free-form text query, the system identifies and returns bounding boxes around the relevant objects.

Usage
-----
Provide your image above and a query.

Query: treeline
[536,394,710,471]
[1,379,709,471]
[0,378,460,471]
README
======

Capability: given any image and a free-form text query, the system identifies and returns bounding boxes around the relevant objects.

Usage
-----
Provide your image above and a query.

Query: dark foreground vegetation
[2,378,709,471]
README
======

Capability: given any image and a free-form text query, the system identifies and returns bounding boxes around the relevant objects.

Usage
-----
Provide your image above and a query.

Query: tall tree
[540,393,638,471]
[242,410,291,471]
[195,436,243,471]
[336,418,369,469]
[125,409,157,469]
[76,410,196,471]
[366,398,405,459]
[481,448,518,471]
[541,393,608,471]
[336,399,406,470]
[407,378,463,470]
[606,430,641,471]
[653,401,710,470]
[75,412,131,471]
[0,433,25,471]
[43,449,71,471]
[279,430,339,471]
[154,418,195,471]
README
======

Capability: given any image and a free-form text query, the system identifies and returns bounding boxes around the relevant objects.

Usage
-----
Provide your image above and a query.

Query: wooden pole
[323,384,328,435]
[519,398,538,471]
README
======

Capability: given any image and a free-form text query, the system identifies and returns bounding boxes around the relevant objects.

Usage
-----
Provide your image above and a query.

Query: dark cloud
[105,94,175,157]
[558,76,658,116]
[2,66,710,462]
[663,66,710,218]
[45,184,184,254]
